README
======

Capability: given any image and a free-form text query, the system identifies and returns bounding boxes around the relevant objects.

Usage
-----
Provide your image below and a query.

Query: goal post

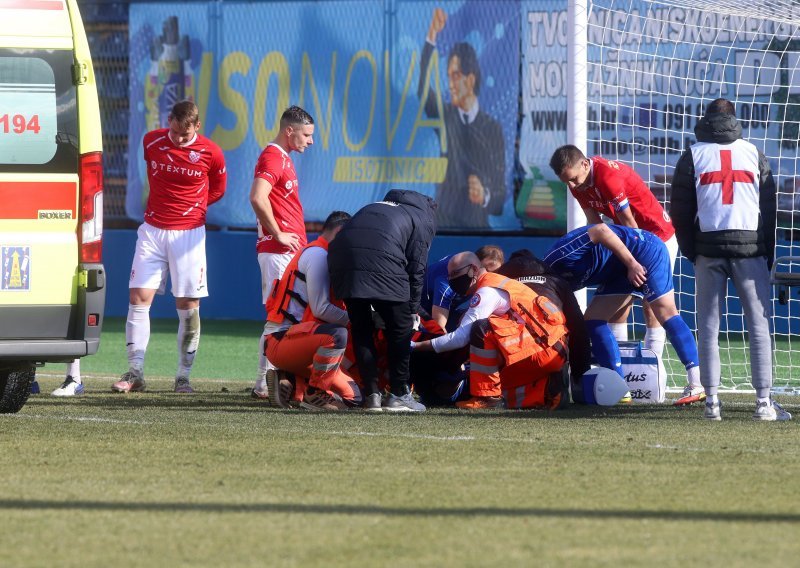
[569,0,800,391]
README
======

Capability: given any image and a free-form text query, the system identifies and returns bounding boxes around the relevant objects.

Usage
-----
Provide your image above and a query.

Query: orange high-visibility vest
[266,236,345,325]
[474,272,568,366]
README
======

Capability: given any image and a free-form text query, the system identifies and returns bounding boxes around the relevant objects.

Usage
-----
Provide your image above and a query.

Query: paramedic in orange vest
[411,251,569,410]
[264,211,361,411]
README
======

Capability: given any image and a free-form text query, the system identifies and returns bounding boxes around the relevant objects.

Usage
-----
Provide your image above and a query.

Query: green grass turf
[42,317,266,384]
[3,381,799,567]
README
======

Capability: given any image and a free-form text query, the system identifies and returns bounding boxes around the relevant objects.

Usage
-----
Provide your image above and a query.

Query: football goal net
[573,0,800,391]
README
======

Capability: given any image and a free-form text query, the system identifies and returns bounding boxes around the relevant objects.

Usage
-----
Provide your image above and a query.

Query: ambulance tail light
[79,152,103,263]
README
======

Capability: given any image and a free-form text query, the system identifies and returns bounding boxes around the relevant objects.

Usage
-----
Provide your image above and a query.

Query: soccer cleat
[300,388,349,411]
[455,396,506,410]
[174,376,194,394]
[772,400,793,421]
[363,392,383,412]
[674,384,706,406]
[704,400,722,421]
[383,392,426,412]
[112,370,145,393]
[52,376,84,397]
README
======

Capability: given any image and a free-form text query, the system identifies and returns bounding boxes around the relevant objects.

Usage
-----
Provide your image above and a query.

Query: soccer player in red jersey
[112,100,227,394]
[549,145,700,402]
[249,106,315,399]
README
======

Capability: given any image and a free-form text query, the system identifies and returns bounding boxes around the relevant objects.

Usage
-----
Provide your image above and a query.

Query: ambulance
[0,0,104,412]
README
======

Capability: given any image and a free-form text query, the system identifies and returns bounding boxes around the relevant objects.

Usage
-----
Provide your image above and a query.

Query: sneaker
[383,392,426,412]
[267,369,294,409]
[112,370,145,393]
[363,392,383,412]
[300,388,349,411]
[674,384,706,406]
[455,396,506,410]
[52,376,84,397]
[704,400,722,421]
[174,376,194,394]
[772,400,793,421]
[250,386,269,400]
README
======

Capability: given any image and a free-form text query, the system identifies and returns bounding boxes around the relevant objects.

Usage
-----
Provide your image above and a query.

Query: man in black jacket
[670,98,788,421]
[328,190,437,412]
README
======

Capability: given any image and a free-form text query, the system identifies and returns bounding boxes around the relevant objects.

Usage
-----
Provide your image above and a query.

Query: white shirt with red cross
[690,138,761,233]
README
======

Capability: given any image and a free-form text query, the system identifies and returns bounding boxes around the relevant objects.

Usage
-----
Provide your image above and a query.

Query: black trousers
[345,298,414,397]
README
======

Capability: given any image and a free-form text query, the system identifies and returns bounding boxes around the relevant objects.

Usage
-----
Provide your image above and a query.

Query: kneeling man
[265,211,361,411]
[412,251,569,410]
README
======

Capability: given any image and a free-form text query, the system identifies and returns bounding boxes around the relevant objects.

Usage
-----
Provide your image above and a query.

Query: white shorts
[665,234,679,273]
[129,223,208,298]
[258,251,292,304]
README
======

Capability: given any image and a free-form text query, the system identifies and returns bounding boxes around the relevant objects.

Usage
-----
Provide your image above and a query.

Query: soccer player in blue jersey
[543,224,700,388]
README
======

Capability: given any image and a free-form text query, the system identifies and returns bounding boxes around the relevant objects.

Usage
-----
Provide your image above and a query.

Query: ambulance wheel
[0,366,34,414]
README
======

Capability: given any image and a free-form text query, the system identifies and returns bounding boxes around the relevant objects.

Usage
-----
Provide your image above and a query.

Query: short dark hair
[476,245,504,266]
[706,98,736,117]
[280,106,314,129]
[449,42,481,96]
[169,100,199,128]
[322,210,351,232]
[549,144,586,176]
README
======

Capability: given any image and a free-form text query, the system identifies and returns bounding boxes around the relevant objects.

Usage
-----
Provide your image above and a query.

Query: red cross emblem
[698,149,754,205]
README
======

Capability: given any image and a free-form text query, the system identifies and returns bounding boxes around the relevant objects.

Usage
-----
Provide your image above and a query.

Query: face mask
[448,271,474,296]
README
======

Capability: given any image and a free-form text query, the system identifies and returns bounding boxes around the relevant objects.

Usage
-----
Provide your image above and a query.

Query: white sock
[756,396,771,407]
[176,307,201,378]
[708,394,719,405]
[66,360,81,384]
[644,326,666,358]
[126,304,151,372]
[687,366,701,388]
[609,322,628,342]
[254,324,270,390]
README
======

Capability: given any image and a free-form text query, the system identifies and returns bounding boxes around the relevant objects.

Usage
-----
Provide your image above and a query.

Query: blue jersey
[543,224,673,302]
[421,255,461,314]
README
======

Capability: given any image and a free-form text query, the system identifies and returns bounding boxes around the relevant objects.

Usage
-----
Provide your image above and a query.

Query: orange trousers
[469,318,567,408]
[265,321,362,404]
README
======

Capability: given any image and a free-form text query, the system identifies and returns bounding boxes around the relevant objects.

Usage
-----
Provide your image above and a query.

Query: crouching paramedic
[411,251,569,410]
[264,211,361,411]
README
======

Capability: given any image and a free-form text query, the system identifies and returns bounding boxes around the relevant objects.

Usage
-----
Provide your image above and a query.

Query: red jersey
[254,143,307,254]
[142,129,227,230]
[571,156,674,241]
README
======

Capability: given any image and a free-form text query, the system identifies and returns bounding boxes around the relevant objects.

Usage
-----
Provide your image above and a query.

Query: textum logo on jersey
[150,160,204,177]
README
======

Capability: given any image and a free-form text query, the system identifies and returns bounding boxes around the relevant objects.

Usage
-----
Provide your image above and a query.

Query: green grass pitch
[3,318,797,567]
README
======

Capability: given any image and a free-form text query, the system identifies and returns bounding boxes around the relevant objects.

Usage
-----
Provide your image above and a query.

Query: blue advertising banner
[127,1,521,231]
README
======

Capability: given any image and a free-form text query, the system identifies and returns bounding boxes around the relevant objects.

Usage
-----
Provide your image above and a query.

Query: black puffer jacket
[328,190,437,312]
[669,112,776,265]
[495,249,591,390]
